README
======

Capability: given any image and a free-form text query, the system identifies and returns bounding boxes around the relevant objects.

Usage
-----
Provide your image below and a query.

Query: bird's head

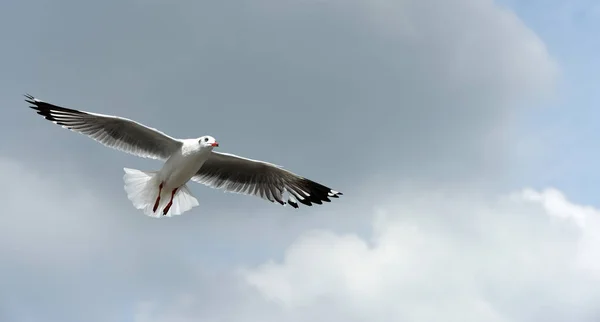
[199,135,219,149]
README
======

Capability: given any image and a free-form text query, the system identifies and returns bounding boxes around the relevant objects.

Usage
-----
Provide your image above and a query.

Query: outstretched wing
[25,94,182,160]
[191,151,342,208]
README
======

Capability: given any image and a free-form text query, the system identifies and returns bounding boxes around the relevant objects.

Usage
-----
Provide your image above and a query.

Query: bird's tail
[123,168,199,218]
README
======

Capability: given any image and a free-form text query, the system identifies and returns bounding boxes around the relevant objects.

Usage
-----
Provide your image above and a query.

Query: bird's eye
[204,138,209,142]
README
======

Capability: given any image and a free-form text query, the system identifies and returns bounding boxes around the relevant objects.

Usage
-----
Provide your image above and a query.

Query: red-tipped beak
[211,142,219,147]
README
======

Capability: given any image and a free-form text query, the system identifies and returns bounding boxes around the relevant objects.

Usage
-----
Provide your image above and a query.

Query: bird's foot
[162,188,178,216]
[153,182,164,213]
[163,201,172,216]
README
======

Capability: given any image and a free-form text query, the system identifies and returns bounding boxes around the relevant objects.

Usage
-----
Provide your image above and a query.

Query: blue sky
[504,0,600,203]
[1,0,600,321]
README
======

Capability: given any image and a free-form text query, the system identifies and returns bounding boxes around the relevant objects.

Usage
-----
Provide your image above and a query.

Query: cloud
[0,157,117,264]
[0,0,564,321]
[139,186,596,322]
[126,186,600,322]
[3,0,557,189]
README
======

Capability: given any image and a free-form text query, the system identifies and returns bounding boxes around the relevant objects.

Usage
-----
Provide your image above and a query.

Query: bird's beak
[211,142,219,147]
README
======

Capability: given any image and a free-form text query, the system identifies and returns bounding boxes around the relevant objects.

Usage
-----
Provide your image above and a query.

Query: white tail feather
[123,168,199,218]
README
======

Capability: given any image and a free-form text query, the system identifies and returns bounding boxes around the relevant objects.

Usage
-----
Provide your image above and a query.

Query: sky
[0,0,600,321]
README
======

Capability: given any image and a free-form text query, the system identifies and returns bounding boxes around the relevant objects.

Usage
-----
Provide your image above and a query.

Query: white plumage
[25,94,343,217]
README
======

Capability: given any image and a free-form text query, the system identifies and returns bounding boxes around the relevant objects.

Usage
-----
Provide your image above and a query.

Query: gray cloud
[2,0,555,186]
[0,0,558,321]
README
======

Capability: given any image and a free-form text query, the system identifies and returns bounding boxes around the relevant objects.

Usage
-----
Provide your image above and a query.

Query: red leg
[153,183,164,213]
[163,188,178,216]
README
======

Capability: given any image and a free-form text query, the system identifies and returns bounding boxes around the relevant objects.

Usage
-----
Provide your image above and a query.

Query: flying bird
[24,94,342,217]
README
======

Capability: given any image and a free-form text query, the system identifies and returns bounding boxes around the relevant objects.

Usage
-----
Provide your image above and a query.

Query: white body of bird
[124,138,217,217]
[158,139,214,189]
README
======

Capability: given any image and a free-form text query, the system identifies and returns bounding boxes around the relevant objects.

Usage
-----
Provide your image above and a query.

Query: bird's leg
[163,188,178,216]
[153,182,164,213]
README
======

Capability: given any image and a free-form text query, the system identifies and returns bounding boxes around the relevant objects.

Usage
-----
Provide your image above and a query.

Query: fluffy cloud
[135,186,600,322]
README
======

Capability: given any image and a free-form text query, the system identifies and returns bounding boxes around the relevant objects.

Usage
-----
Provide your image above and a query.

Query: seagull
[24,94,342,217]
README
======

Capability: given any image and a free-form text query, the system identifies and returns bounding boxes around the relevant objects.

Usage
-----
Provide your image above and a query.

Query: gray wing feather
[191,151,342,208]
[25,94,182,160]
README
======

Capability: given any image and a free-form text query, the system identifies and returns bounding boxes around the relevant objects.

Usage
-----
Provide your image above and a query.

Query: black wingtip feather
[297,197,313,206]
[24,95,87,124]
[286,178,343,207]
[24,94,37,106]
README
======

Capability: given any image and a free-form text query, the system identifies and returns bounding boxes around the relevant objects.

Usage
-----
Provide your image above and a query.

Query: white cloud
[520,188,600,275]
[128,186,600,322]
[238,187,600,322]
